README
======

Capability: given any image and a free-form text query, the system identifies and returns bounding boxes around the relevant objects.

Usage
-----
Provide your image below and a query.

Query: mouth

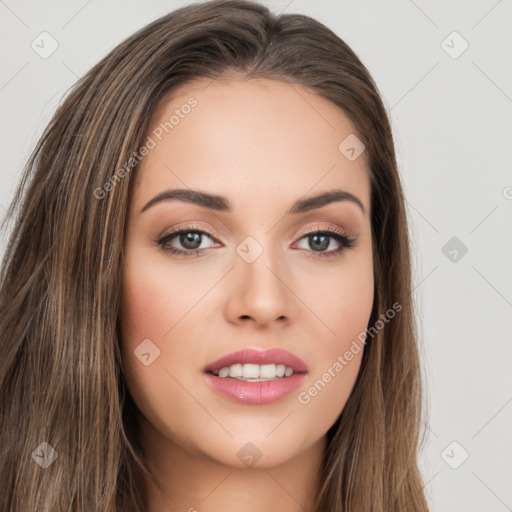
[203,347,308,378]
[203,348,308,405]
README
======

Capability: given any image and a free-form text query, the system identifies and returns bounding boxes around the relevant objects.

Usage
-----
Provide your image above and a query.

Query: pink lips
[202,348,308,405]
[203,348,308,375]
[203,372,307,405]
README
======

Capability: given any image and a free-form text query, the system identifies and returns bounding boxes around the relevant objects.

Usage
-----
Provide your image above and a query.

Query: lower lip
[203,372,307,405]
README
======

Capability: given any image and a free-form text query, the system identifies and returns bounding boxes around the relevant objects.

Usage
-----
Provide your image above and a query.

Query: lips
[203,348,308,375]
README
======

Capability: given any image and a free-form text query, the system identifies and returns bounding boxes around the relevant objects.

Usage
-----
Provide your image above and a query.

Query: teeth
[215,363,296,380]
[229,364,243,378]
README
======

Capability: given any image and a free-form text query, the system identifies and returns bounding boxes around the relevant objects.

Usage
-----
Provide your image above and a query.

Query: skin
[120,77,374,512]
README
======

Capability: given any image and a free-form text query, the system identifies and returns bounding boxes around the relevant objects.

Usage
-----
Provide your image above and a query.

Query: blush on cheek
[316,271,374,346]
[120,286,152,347]
[120,261,174,344]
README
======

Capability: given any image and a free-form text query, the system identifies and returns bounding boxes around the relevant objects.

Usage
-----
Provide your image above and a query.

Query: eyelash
[156,223,356,259]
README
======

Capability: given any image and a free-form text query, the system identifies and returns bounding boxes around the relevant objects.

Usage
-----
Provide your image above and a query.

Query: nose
[224,246,297,329]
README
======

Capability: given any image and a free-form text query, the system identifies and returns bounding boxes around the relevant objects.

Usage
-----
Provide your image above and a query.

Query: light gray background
[1,1,511,510]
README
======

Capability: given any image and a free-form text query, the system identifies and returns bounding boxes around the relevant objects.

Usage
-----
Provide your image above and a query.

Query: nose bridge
[238,232,288,292]
[227,231,294,325]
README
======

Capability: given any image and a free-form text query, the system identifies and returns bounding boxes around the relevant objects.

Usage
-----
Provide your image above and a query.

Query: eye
[156,224,219,259]
[156,224,356,259]
[293,227,356,259]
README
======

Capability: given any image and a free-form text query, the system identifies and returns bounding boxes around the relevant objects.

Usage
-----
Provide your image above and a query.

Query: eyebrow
[140,188,366,215]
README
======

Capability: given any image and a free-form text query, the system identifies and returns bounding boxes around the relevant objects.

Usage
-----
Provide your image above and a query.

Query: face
[120,78,374,469]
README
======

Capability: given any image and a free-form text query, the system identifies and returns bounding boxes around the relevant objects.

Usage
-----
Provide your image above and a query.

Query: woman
[0,1,430,510]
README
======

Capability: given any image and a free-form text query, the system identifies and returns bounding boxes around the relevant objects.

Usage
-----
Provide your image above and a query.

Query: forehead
[132,78,370,214]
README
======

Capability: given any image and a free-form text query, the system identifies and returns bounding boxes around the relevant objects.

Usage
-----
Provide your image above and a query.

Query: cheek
[120,247,208,345]
[120,271,170,344]
[118,255,202,441]
[326,254,374,373]
[119,251,180,401]
[294,252,373,429]
[299,250,374,347]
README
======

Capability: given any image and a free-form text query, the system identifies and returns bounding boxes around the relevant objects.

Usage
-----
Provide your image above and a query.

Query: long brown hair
[0,1,430,510]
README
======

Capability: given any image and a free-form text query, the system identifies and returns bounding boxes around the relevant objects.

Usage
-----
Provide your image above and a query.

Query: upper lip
[204,348,308,374]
